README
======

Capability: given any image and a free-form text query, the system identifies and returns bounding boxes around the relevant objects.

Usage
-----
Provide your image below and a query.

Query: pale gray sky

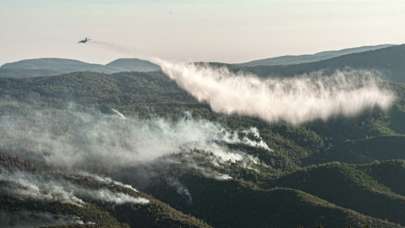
[1,0,405,64]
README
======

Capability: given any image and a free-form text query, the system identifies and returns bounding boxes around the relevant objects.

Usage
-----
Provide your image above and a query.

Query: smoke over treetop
[0,102,269,172]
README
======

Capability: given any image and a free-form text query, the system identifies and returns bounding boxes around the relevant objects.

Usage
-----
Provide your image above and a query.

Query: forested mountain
[0,58,159,78]
[240,44,393,66]
[1,44,405,227]
[238,44,405,83]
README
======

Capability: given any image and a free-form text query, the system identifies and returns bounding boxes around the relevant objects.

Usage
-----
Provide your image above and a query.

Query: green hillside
[241,44,394,66]
[0,154,210,228]
[238,44,405,83]
[144,171,403,228]
[359,160,405,196]
[1,44,405,227]
[310,136,405,164]
[273,162,405,225]
[0,58,160,78]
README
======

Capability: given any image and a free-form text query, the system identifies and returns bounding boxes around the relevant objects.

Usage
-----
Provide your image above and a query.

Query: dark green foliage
[0,58,160,78]
[0,155,210,228]
[1,45,405,227]
[359,160,405,196]
[312,136,405,164]
[240,44,394,66]
[0,196,127,227]
[271,163,405,224]
[238,44,405,83]
[145,173,402,228]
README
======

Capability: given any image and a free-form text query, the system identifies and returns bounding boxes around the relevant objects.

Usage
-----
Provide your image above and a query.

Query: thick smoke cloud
[157,60,395,125]
[0,103,269,171]
[87,40,395,125]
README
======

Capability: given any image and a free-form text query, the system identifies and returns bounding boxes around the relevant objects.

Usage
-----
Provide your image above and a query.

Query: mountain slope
[241,44,394,66]
[240,44,405,83]
[0,58,113,78]
[1,52,405,227]
[0,153,210,228]
[0,71,196,105]
[359,160,405,196]
[144,172,403,228]
[0,70,404,168]
[0,58,159,78]
[309,136,405,164]
[273,162,405,225]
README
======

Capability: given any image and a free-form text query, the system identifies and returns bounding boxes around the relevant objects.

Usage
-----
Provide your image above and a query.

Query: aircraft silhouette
[78,37,90,44]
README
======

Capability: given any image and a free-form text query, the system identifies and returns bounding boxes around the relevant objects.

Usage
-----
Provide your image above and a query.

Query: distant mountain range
[239,44,394,66]
[0,58,160,78]
[0,43,400,79]
[238,44,405,83]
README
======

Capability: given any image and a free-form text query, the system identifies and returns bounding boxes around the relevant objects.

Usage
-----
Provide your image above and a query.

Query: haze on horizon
[1,0,405,65]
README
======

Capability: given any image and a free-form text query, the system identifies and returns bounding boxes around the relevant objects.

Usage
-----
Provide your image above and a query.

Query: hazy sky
[1,0,405,64]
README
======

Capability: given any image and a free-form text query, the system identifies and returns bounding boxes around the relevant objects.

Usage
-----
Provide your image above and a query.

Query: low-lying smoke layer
[157,60,395,125]
[0,169,149,206]
[0,103,269,170]
[0,170,85,207]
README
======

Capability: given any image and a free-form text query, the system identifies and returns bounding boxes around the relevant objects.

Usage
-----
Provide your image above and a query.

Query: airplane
[78,37,90,44]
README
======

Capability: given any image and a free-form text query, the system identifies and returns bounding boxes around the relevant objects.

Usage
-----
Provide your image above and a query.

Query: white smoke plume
[0,103,269,170]
[87,39,395,125]
[0,169,149,206]
[156,60,396,125]
[165,177,193,204]
[77,188,149,205]
[77,172,138,192]
[0,170,85,207]
[222,127,272,151]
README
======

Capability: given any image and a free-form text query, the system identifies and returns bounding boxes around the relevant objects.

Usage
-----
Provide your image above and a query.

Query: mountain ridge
[238,44,405,83]
[240,44,395,66]
[0,43,398,79]
[0,58,160,78]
